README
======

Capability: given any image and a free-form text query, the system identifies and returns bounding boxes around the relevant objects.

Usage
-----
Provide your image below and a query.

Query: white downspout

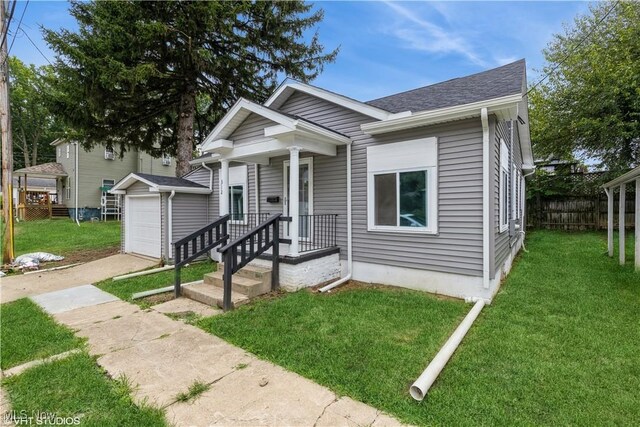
[481,108,490,289]
[168,190,176,259]
[254,164,260,215]
[201,162,213,190]
[319,141,352,293]
[74,142,80,226]
[410,299,485,401]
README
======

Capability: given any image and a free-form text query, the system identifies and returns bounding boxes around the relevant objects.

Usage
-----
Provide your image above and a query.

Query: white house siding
[272,92,485,277]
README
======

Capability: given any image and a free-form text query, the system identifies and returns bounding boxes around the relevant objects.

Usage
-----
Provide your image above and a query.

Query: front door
[283,158,313,238]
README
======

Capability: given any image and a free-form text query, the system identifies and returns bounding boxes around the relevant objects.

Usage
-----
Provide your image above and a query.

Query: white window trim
[66,145,70,159]
[283,157,314,240]
[229,165,248,224]
[162,153,171,166]
[367,167,436,234]
[66,177,71,200]
[104,147,115,160]
[499,139,509,232]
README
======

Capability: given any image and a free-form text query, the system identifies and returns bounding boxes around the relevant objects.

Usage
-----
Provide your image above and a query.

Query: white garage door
[127,196,161,258]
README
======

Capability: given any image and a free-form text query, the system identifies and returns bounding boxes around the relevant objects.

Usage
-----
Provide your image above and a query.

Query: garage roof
[110,173,211,194]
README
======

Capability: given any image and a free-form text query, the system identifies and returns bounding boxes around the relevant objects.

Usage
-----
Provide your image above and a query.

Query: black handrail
[173,214,230,297]
[218,213,281,311]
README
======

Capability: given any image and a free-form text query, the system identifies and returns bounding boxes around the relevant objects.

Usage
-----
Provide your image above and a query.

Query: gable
[228,113,280,146]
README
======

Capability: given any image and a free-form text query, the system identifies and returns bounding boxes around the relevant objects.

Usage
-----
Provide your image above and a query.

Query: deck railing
[297,214,338,253]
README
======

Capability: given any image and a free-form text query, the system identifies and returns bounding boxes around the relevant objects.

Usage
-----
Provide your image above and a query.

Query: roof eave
[360,93,523,135]
[602,165,640,189]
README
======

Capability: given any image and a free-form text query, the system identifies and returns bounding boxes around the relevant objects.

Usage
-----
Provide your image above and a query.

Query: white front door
[126,195,161,258]
[283,157,313,238]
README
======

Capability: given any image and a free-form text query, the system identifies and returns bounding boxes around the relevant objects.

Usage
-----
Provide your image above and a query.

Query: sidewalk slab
[31,285,118,314]
[97,327,252,407]
[53,300,141,328]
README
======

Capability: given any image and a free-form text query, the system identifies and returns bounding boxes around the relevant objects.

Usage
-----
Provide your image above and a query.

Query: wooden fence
[527,193,636,231]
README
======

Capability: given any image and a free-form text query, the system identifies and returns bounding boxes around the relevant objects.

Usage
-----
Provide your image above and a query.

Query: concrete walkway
[0,254,157,303]
[35,285,404,427]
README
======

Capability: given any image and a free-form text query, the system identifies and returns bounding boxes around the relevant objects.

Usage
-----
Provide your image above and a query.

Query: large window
[367,138,438,233]
[499,140,509,231]
[228,165,248,223]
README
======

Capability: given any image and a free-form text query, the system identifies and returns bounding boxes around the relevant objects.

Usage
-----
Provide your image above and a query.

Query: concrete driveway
[0,254,157,303]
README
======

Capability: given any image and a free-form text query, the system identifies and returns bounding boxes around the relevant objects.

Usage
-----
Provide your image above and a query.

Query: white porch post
[288,146,300,256]
[606,187,613,257]
[619,183,626,265]
[636,178,640,272]
[219,159,230,216]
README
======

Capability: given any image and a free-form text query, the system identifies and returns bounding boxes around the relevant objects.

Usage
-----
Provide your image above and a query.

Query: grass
[2,352,167,426]
[0,298,84,370]
[197,285,469,417]
[96,260,216,301]
[174,380,210,403]
[198,230,639,426]
[13,219,120,257]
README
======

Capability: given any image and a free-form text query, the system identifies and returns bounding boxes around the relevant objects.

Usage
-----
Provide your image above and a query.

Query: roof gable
[110,172,211,194]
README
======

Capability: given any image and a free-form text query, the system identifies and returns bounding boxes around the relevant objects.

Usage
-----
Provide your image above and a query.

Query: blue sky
[8,0,590,101]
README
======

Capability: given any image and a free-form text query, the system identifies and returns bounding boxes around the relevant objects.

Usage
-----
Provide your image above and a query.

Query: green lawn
[198,231,639,426]
[13,219,120,257]
[96,260,216,301]
[0,298,84,370]
[2,352,167,426]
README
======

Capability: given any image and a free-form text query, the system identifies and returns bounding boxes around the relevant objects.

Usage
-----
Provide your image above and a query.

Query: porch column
[606,187,613,257]
[619,183,626,265]
[288,146,300,256]
[219,159,230,216]
[636,178,640,273]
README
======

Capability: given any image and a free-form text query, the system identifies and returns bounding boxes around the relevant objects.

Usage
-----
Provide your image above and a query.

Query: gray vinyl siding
[273,92,484,275]
[138,152,175,177]
[183,165,219,221]
[170,193,209,261]
[493,119,524,273]
[229,114,278,146]
[78,145,137,208]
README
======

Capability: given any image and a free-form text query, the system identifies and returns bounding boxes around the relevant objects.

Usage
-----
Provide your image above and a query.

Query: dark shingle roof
[136,173,208,189]
[366,59,526,113]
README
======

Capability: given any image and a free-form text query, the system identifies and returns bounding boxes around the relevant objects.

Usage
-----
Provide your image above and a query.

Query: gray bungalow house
[114,59,533,301]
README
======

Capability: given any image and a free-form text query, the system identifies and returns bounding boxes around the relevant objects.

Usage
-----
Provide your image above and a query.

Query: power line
[526,0,620,95]
[7,0,28,54]
[0,0,17,50]
[21,26,51,65]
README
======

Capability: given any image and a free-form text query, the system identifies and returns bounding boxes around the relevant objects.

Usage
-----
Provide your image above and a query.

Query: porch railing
[218,214,281,311]
[228,213,273,241]
[297,214,338,253]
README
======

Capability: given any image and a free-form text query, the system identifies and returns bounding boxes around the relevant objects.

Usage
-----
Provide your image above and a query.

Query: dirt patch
[138,292,174,308]
[3,246,120,276]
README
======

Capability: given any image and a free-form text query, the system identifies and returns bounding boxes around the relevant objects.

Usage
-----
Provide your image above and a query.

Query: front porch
[13,163,68,221]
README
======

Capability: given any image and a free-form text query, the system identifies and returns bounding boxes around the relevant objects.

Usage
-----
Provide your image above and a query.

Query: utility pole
[1,0,15,264]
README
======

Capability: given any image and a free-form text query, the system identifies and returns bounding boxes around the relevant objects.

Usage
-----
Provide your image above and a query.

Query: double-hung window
[367,138,438,234]
[499,139,509,232]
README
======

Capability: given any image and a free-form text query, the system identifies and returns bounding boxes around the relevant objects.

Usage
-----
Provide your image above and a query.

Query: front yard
[198,231,639,426]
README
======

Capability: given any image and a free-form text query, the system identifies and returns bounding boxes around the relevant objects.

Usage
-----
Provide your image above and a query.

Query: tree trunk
[176,86,196,177]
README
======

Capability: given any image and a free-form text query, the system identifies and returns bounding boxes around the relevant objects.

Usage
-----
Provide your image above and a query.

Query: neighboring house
[52,139,175,220]
[114,59,534,301]
[535,157,583,174]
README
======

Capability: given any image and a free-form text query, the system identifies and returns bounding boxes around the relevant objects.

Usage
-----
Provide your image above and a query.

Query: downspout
[254,164,260,215]
[168,190,176,259]
[201,162,213,190]
[74,142,80,226]
[319,141,352,293]
[481,108,490,289]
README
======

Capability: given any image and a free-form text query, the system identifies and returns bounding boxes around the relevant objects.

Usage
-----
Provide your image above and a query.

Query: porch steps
[51,206,68,218]
[183,263,272,308]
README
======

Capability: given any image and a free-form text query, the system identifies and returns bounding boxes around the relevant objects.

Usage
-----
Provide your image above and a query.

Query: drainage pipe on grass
[318,141,352,293]
[409,299,486,401]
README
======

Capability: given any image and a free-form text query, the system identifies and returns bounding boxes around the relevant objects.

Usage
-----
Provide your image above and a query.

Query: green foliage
[531,2,640,171]
[9,57,65,169]
[44,1,338,175]
[526,169,616,199]
[0,298,84,369]
[174,381,210,403]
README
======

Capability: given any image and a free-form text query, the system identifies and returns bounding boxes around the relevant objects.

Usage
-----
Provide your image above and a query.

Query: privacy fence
[527,171,636,231]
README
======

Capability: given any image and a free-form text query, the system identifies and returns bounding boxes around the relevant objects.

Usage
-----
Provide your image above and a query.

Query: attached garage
[111,173,212,261]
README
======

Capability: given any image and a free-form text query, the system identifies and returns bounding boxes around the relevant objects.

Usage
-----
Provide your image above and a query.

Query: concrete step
[204,271,270,298]
[182,283,249,310]
[217,263,272,289]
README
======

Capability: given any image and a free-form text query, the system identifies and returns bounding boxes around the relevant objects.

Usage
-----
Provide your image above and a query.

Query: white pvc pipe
[319,141,352,293]
[74,142,80,226]
[112,264,173,281]
[409,299,486,401]
[480,108,490,289]
[168,190,176,259]
[201,162,214,190]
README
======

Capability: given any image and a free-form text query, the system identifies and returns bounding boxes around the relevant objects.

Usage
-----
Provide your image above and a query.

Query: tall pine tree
[44,1,337,176]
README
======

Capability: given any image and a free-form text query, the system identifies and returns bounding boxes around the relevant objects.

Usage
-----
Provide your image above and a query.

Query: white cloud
[382,1,488,67]
[494,56,520,66]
